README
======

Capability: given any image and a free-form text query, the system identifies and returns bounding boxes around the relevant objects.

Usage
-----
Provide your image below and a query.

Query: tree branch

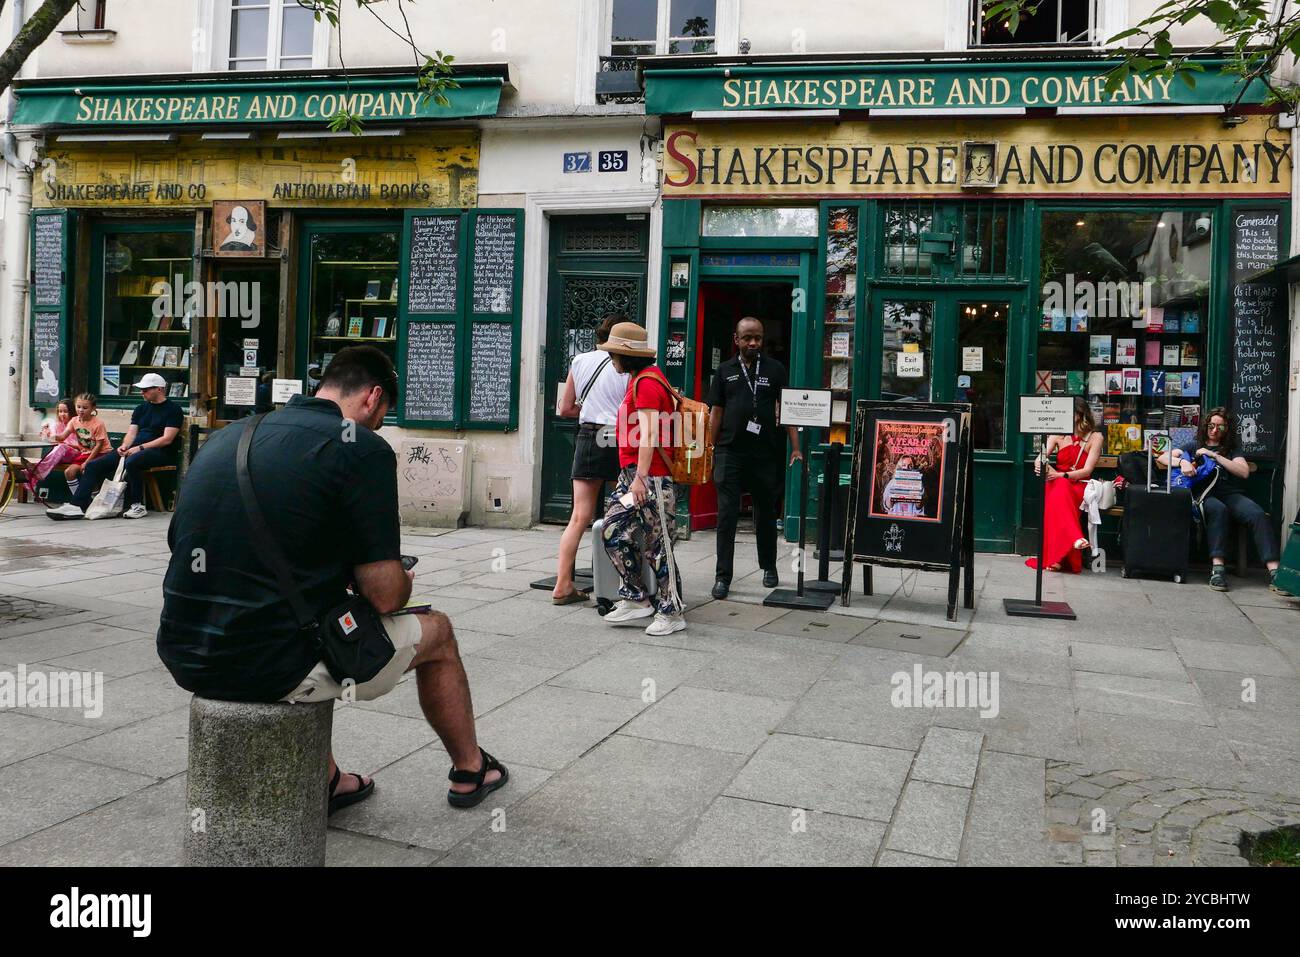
[0,0,80,97]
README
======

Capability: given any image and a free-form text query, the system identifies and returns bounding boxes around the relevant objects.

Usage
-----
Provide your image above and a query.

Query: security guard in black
[706,316,801,598]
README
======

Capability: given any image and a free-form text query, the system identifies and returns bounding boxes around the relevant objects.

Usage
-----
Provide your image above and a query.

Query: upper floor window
[77,0,108,31]
[610,0,716,58]
[229,0,315,70]
[972,0,1094,46]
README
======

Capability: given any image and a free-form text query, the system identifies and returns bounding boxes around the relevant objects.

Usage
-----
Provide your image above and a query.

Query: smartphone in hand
[400,555,419,571]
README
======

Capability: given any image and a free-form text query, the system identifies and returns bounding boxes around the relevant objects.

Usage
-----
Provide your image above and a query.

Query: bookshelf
[307,237,401,383]
[98,247,192,399]
[822,207,859,443]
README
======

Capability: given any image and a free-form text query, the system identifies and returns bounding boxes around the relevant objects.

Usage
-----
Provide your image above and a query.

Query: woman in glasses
[1162,407,1287,594]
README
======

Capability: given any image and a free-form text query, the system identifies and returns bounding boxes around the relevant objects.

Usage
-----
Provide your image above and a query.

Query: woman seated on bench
[1028,397,1103,574]
[1159,407,1287,595]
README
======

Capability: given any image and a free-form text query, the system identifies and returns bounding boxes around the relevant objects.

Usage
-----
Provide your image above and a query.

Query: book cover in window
[868,420,946,524]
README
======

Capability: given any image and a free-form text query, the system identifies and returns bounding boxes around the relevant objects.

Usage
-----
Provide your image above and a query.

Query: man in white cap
[47,373,183,520]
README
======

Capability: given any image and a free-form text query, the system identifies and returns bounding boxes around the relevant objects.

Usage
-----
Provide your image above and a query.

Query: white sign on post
[780,388,833,429]
[1019,395,1074,434]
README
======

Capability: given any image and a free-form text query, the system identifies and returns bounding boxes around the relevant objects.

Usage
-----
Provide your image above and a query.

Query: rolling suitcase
[1120,447,1190,584]
[589,516,670,616]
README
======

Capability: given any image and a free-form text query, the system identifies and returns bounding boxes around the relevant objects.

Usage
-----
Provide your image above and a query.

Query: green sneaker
[1269,570,1293,597]
[1208,567,1228,591]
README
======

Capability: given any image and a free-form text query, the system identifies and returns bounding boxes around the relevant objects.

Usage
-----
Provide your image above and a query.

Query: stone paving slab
[885,780,971,861]
[667,797,885,867]
[621,685,791,755]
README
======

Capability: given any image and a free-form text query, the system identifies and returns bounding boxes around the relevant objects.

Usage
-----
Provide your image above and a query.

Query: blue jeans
[71,447,173,509]
[1201,492,1278,564]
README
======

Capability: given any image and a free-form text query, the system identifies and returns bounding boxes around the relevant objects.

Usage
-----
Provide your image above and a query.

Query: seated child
[27,394,110,499]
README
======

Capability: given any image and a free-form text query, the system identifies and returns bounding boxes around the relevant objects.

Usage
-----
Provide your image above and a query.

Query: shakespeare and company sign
[661,115,1289,198]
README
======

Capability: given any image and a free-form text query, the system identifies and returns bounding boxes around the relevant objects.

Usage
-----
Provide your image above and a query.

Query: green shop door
[869,289,1022,550]
[539,215,649,523]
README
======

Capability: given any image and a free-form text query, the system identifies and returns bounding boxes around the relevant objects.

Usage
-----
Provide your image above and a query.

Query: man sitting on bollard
[157,346,507,813]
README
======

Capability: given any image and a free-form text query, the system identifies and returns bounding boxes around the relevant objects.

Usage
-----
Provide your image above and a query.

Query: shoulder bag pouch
[236,414,395,685]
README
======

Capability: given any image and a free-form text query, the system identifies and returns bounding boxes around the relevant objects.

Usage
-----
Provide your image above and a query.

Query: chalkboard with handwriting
[402,321,457,422]
[31,312,63,405]
[471,214,517,314]
[467,322,513,424]
[1229,208,1283,459]
[32,214,64,309]
[406,215,459,315]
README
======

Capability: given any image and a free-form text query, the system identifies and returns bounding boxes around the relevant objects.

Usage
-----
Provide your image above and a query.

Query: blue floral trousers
[601,467,683,616]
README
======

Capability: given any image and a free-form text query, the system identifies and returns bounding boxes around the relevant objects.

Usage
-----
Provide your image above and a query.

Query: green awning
[13,69,506,128]
[644,58,1269,115]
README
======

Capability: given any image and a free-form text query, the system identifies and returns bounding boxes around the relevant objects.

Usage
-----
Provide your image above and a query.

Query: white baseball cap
[132,373,168,390]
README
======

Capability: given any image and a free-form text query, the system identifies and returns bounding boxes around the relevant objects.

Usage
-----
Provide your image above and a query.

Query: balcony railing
[596,55,642,104]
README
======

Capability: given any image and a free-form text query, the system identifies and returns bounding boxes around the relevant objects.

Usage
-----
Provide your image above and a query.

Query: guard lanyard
[739,356,761,418]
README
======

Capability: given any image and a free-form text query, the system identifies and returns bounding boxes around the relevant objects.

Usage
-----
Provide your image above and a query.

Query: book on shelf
[168,382,187,398]
[1089,336,1111,365]
[364,280,381,301]
[158,315,174,332]
[146,315,161,332]
[1087,370,1106,395]
[1143,370,1166,397]
[162,346,181,368]
[1070,311,1088,333]
[100,365,120,396]
[1182,312,1200,333]
[119,341,142,365]
[1143,340,1161,366]
[1181,342,1200,367]
[1050,371,1068,395]
[1162,344,1181,366]
[370,316,389,338]
[1108,423,1144,455]
[321,352,336,372]
[1088,398,1104,424]
[832,399,849,423]
[1165,314,1181,333]
[1103,402,1121,426]
[1116,338,1137,365]
[1066,370,1085,395]
[1035,369,1051,395]
[1165,373,1182,397]
[829,364,850,389]
[389,278,399,302]
[346,316,364,338]
[845,273,857,296]
[1122,368,1141,394]
[1050,313,1067,332]
[830,331,851,357]
[1143,410,1165,433]
[150,346,167,367]
[1180,372,1201,397]
[1104,370,1123,394]
[1040,311,1054,332]
[179,349,190,369]
[1145,306,1164,332]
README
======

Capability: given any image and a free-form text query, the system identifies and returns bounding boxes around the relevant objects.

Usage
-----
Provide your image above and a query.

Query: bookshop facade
[15,69,545,520]
[644,59,1291,552]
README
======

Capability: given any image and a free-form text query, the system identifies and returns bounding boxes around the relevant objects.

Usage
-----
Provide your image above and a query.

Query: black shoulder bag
[236,413,395,685]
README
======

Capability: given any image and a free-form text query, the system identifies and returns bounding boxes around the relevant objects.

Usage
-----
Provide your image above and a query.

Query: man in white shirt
[550,315,629,604]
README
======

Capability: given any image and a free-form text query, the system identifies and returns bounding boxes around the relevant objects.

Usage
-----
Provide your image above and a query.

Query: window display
[96,229,194,401]
[304,228,400,395]
[823,207,858,444]
[1037,209,1212,454]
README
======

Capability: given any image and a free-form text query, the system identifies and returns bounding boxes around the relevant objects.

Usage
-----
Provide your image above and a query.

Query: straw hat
[598,321,656,357]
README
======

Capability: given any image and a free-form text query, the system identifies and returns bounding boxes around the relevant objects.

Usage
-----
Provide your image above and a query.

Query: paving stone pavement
[0,501,1297,866]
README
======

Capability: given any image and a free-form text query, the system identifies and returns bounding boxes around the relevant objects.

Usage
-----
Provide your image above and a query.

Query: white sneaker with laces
[123,504,147,519]
[603,599,654,624]
[644,613,686,636]
[45,503,84,520]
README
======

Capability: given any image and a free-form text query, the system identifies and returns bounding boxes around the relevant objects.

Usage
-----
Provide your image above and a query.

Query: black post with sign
[1004,395,1077,620]
[764,389,836,611]
[806,441,843,594]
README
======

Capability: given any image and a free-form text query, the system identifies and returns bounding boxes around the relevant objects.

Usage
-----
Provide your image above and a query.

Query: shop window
[701,206,818,238]
[228,0,315,70]
[883,201,1015,280]
[94,229,195,403]
[880,300,934,402]
[304,229,401,398]
[1037,209,1213,456]
[77,0,108,30]
[958,301,1009,451]
[823,207,858,445]
[972,0,1094,46]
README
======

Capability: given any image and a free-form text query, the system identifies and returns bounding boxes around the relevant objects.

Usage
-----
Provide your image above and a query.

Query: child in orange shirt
[29,393,110,499]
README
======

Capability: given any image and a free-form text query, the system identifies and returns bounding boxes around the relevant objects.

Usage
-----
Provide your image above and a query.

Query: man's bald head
[734,316,764,362]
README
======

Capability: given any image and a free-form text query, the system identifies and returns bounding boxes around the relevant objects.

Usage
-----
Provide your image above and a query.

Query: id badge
[746,420,762,435]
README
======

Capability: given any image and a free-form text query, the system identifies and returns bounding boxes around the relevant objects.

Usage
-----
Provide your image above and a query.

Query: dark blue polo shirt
[157,396,401,702]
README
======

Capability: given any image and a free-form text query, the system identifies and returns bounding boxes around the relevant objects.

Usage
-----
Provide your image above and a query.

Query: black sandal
[328,767,374,817]
[447,748,509,809]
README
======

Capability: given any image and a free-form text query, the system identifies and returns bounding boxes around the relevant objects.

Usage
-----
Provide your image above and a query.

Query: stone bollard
[184,696,333,867]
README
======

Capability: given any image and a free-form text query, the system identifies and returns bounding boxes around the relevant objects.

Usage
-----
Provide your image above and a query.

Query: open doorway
[693,279,794,530]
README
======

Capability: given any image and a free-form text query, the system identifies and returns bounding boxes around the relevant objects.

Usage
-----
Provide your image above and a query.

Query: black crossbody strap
[578,355,611,403]
[235,414,316,629]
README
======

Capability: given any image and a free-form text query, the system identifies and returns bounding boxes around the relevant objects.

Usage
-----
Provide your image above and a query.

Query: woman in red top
[598,322,685,636]
[1027,397,1103,573]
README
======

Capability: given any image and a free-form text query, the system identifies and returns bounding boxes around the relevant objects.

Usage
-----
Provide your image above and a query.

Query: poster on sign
[841,401,975,622]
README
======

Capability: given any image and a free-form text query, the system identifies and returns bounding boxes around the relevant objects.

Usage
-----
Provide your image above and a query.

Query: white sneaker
[123,504,147,519]
[45,503,84,520]
[603,599,654,624]
[644,613,686,636]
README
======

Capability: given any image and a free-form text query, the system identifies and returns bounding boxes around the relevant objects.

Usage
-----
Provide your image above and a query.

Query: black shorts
[571,424,621,481]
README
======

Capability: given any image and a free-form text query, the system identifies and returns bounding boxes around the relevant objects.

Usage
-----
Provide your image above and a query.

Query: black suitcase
[1120,448,1191,583]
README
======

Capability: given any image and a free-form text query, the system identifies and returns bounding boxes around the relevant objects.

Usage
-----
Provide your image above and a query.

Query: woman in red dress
[1027,397,1103,573]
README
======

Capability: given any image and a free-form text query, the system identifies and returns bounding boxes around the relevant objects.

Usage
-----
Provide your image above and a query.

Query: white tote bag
[85,457,128,520]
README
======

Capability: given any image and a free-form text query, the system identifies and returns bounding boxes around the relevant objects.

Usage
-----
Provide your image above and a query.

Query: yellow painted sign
[662,116,1289,197]
[34,132,479,208]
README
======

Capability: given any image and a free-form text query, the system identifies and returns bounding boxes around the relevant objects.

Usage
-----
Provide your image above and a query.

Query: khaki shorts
[279,613,423,704]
